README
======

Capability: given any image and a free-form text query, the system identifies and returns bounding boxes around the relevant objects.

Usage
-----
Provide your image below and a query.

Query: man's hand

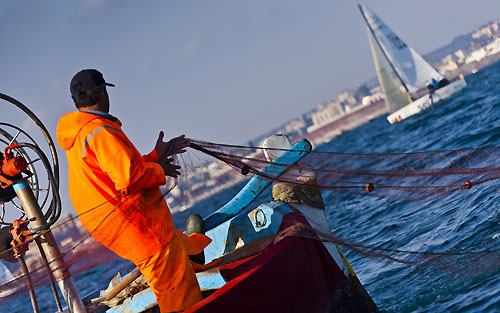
[157,157,182,178]
[155,131,189,160]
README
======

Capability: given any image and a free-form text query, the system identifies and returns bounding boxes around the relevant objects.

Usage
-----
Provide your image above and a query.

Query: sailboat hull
[387,78,467,124]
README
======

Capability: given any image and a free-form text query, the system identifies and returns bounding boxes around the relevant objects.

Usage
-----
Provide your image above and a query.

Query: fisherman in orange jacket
[57,69,210,312]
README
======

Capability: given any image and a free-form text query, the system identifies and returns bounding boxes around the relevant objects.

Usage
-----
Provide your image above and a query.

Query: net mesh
[185,139,500,203]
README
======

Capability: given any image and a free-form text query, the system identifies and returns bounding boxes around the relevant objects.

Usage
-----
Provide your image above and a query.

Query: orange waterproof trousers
[138,230,203,312]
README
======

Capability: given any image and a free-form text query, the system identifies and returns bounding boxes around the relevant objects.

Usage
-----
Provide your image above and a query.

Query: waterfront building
[466,48,487,64]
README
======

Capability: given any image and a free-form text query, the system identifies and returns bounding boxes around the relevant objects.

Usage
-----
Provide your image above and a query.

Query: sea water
[2,61,499,312]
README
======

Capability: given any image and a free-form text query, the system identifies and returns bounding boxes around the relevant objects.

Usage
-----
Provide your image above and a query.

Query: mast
[358,4,414,101]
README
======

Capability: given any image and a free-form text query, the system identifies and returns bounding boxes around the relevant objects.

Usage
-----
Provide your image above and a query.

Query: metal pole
[36,239,64,312]
[17,255,40,313]
[13,180,86,313]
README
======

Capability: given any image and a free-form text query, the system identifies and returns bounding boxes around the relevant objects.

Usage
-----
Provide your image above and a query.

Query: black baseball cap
[70,69,115,100]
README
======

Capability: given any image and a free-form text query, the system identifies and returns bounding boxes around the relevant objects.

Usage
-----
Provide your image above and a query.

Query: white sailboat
[358,4,467,124]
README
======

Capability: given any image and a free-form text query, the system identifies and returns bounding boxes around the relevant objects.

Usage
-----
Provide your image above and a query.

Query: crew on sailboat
[429,79,440,90]
[427,78,450,92]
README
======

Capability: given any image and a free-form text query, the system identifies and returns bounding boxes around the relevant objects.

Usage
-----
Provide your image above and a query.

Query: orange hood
[56,111,122,150]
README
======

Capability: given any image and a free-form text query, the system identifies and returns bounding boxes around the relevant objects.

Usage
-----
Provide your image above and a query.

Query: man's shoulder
[82,119,125,141]
[57,111,124,151]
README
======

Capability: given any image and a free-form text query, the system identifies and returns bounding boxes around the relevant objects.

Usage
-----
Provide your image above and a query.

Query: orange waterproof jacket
[57,111,174,264]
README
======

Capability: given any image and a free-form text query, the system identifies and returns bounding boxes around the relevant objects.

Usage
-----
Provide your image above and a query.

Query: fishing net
[0,136,499,309]
[180,139,500,204]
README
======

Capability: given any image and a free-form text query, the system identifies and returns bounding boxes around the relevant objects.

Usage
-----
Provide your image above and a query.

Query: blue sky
[2,0,499,218]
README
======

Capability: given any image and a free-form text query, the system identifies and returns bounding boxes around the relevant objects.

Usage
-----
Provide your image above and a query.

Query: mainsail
[359,4,442,92]
[367,28,410,113]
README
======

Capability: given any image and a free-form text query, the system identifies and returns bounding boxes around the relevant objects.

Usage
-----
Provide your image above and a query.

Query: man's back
[57,111,174,264]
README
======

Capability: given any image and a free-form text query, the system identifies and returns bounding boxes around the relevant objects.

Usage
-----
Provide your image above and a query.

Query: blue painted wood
[204,202,293,264]
[106,289,157,313]
[203,139,311,231]
[196,270,227,290]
